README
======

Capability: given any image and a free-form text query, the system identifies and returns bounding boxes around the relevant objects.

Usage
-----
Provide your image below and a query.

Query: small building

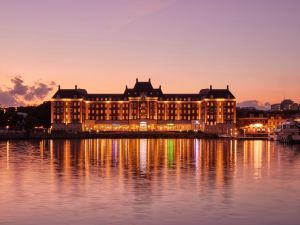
[271,103,281,111]
[237,108,288,136]
[281,99,294,111]
[237,111,268,135]
[291,103,299,111]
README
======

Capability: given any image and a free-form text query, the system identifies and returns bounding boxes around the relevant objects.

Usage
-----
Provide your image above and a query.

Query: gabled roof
[133,81,153,91]
[51,81,236,101]
[124,79,163,97]
[199,88,235,99]
[52,88,87,99]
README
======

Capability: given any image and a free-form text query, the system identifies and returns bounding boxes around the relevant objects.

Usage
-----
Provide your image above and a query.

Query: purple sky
[0,0,299,106]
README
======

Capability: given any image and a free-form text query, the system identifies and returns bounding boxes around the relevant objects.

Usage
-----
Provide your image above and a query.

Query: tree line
[0,101,51,130]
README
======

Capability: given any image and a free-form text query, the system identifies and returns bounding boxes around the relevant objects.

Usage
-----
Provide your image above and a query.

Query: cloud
[237,100,271,110]
[9,76,28,95]
[0,90,18,106]
[0,76,56,107]
[25,82,54,101]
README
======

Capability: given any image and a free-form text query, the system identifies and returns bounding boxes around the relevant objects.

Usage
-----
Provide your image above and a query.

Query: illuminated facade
[51,79,236,132]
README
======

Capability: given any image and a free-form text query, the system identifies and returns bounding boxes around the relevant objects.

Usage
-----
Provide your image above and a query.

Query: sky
[0,0,299,107]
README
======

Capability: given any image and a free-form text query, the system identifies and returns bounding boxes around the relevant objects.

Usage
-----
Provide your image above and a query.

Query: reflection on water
[0,139,300,225]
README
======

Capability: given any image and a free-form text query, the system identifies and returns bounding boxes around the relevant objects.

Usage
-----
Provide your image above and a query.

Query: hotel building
[51,79,236,132]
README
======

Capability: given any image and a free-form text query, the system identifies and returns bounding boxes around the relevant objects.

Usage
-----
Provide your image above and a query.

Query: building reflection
[43,139,240,191]
[3,138,291,182]
[1,138,300,225]
[1,138,300,214]
[1,139,295,193]
[36,139,270,175]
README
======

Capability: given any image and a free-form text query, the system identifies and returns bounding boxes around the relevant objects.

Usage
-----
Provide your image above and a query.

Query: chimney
[149,78,151,82]
[159,85,161,89]
[126,85,128,90]
[136,78,138,82]
[75,85,77,90]
[227,85,229,90]
[210,85,212,90]
[58,85,61,90]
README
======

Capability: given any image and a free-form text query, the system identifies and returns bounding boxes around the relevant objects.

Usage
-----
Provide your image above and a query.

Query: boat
[269,120,300,143]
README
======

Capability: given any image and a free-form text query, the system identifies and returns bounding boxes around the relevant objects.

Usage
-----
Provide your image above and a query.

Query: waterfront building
[50,79,236,132]
[237,109,285,135]
[237,111,268,135]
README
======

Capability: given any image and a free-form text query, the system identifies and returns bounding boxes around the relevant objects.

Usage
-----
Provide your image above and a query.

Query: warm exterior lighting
[50,79,236,132]
[251,123,263,128]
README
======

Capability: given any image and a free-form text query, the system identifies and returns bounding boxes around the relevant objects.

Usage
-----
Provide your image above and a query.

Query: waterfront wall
[0,130,217,140]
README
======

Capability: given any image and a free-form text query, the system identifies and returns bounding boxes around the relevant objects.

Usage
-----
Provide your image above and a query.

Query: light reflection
[253,141,263,180]
[194,139,199,170]
[267,141,271,170]
[0,139,283,187]
[6,141,9,169]
[40,140,44,161]
[0,139,299,225]
[167,139,174,167]
[140,139,147,174]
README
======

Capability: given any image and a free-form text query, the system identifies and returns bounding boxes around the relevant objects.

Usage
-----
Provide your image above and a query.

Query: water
[0,139,300,225]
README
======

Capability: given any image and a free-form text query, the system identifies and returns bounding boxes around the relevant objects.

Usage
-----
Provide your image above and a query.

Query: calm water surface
[0,139,300,225]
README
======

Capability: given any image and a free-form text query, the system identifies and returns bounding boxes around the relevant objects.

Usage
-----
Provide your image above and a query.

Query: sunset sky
[0,0,299,107]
